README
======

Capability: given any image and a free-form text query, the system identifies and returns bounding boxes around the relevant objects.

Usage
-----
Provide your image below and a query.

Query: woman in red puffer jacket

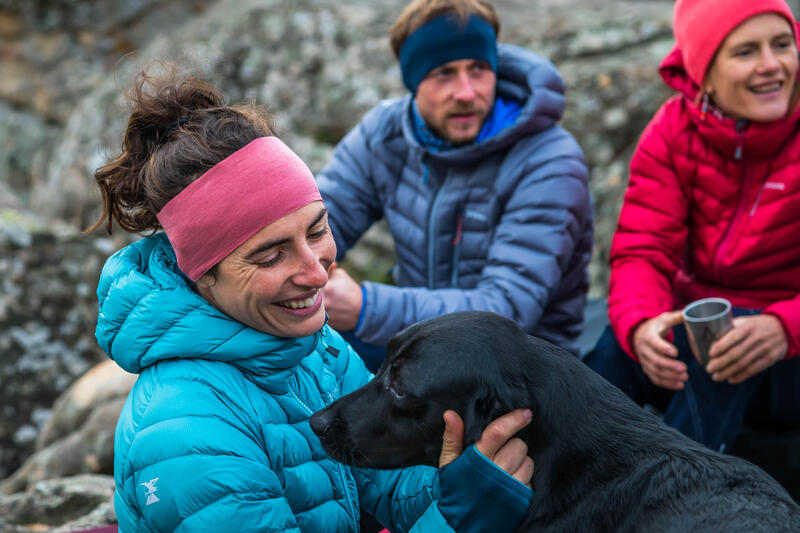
[586,0,800,454]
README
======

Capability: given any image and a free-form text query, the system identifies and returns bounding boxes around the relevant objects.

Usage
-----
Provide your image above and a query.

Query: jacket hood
[658,22,800,159]
[95,233,319,386]
[401,43,566,163]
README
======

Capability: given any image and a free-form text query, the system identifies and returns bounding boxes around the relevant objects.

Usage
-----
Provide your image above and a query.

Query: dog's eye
[389,387,406,401]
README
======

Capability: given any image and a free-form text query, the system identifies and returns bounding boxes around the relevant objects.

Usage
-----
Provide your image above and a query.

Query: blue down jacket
[96,233,455,532]
[317,44,593,352]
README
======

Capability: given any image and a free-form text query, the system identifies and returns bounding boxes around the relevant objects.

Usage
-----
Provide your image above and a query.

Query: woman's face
[197,201,336,338]
[704,13,798,122]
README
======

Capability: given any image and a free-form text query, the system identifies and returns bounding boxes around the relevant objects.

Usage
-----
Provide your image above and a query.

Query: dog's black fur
[310,311,800,532]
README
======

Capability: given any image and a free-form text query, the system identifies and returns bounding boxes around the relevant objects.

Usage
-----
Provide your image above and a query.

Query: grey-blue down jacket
[317,44,593,352]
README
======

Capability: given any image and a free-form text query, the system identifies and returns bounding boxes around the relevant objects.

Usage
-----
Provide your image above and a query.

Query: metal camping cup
[682,297,734,366]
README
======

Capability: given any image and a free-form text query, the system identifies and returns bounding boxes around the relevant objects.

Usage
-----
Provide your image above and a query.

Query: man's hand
[323,265,363,331]
[439,409,534,488]
[706,314,788,384]
[632,311,688,390]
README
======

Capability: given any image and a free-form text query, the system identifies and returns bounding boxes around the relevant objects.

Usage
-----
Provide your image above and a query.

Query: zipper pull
[734,119,747,160]
[700,93,709,121]
[451,212,463,247]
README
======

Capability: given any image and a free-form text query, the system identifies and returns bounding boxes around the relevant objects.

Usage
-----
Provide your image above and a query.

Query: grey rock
[0,474,115,531]
[1,360,135,495]
[0,209,113,480]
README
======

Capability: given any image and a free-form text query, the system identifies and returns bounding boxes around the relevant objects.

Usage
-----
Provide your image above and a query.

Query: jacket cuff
[438,445,533,532]
[355,284,367,331]
[355,281,403,345]
[764,300,800,358]
[409,502,453,533]
[611,311,648,362]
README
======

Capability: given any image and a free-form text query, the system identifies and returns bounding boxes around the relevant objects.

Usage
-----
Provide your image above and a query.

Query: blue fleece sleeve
[438,445,533,533]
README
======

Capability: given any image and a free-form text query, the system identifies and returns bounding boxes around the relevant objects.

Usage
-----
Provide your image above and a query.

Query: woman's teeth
[751,82,781,93]
[278,292,318,309]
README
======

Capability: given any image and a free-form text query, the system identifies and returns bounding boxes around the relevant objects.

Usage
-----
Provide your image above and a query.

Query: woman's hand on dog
[633,311,688,390]
[439,409,534,488]
[706,314,788,384]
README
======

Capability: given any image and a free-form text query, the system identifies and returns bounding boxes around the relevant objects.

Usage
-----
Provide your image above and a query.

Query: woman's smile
[275,290,323,312]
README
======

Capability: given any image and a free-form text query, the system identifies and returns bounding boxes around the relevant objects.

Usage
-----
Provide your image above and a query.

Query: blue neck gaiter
[411,97,522,152]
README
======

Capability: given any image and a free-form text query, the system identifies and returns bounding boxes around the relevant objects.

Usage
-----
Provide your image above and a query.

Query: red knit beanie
[674,0,796,87]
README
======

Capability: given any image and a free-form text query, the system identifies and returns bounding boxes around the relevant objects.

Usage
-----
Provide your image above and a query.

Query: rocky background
[1,0,799,530]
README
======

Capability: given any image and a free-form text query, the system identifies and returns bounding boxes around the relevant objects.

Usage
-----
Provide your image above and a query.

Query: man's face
[415,58,496,144]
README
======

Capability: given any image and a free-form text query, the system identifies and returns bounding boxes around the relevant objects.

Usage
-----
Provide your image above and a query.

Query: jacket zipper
[733,119,746,161]
[287,374,358,526]
[749,161,776,217]
[712,120,748,282]
[750,181,765,217]
[450,210,463,287]
[427,171,450,289]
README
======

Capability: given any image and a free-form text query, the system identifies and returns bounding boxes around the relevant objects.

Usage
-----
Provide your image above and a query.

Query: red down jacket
[608,40,800,361]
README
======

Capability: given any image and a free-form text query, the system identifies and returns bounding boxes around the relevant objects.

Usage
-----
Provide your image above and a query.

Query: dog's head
[310,311,539,469]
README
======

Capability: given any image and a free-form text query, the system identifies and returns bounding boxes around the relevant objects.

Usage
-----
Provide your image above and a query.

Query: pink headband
[156,136,322,281]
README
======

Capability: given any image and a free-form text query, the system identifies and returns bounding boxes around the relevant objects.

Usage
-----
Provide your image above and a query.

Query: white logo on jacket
[141,478,161,505]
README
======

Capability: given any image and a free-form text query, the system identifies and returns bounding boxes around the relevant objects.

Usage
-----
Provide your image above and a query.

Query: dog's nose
[309,409,335,438]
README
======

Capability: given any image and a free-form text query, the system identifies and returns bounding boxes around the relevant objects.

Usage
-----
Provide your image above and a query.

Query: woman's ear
[196,272,216,289]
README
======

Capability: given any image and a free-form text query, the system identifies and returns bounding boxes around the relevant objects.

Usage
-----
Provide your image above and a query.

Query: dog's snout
[309,408,338,439]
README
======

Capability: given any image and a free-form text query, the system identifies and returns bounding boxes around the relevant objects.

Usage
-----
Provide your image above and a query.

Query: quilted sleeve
[765,297,800,358]
[608,104,689,360]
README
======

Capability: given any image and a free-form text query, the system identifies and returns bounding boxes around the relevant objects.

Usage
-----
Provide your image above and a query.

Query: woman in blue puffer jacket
[89,71,534,532]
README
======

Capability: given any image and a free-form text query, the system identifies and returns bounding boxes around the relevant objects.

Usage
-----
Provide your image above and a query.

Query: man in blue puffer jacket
[320,0,593,364]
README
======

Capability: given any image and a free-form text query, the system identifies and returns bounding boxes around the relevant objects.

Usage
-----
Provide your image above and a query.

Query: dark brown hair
[389,0,500,58]
[88,66,274,235]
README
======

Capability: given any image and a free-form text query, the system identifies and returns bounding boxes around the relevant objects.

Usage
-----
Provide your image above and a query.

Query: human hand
[323,264,363,331]
[439,409,534,488]
[632,311,687,390]
[705,314,787,384]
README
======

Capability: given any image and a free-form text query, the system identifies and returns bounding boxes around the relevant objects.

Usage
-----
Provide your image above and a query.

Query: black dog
[310,311,800,532]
